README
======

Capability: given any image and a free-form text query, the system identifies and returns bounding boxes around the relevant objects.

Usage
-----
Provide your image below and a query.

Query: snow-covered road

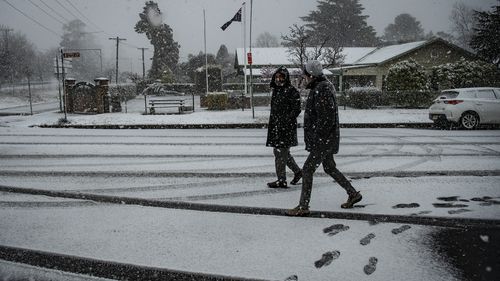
[1,127,499,281]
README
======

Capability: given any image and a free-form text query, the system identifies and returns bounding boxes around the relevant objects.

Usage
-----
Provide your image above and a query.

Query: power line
[26,0,65,25]
[53,0,79,21]
[2,0,61,38]
[39,0,70,23]
[64,0,102,32]
[43,0,154,54]
[54,0,126,46]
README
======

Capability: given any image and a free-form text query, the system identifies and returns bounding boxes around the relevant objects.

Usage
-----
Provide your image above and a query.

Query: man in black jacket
[287,60,362,216]
[266,66,302,188]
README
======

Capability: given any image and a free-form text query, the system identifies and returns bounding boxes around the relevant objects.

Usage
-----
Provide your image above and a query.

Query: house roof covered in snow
[236,47,376,66]
[235,38,470,70]
[352,40,428,65]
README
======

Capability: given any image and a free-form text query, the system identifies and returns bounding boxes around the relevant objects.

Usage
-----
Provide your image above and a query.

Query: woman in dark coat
[266,66,302,188]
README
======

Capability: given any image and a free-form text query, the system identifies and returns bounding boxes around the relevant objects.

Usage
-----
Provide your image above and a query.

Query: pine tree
[135,1,180,79]
[60,19,100,81]
[215,44,229,64]
[301,0,378,47]
[383,14,425,43]
[470,5,500,67]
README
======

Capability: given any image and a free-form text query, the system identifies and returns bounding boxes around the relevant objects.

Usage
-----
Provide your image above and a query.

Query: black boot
[341,191,362,209]
[290,170,302,185]
[267,179,288,188]
[286,205,310,216]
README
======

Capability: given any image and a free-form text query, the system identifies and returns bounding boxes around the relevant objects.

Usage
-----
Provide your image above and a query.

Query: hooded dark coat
[266,67,301,148]
[303,75,340,153]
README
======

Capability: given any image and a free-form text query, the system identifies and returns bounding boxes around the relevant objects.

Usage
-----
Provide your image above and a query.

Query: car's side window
[476,90,496,100]
[460,91,476,99]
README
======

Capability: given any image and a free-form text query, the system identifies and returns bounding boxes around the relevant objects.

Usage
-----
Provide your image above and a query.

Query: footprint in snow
[392,203,420,209]
[360,233,376,245]
[436,196,460,202]
[323,224,349,236]
[363,257,378,275]
[391,225,411,235]
[314,251,340,268]
[410,210,432,216]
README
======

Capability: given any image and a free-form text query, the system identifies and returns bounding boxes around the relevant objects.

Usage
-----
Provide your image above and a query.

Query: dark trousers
[299,149,356,207]
[273,147,301,181]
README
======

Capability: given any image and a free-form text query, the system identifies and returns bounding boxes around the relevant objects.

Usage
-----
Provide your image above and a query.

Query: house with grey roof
[235,38,475,90]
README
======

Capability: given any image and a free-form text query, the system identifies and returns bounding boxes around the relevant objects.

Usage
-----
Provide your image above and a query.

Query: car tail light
[444,100,463,105]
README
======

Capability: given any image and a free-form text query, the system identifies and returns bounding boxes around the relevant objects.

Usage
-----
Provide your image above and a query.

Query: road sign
[63,52,80,58]
[247,52,252,65]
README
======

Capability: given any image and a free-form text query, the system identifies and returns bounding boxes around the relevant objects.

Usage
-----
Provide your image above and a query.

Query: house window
[430,50,439,58]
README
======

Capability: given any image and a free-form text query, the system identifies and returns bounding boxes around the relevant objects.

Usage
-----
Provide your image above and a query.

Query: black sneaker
[286,205,310,216]
[267,180,288,188]
[341,191,362,209]
[290,170,302,185]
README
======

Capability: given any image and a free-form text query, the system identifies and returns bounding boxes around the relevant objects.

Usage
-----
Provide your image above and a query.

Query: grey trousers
[299,149,356,207]
[273,147,301,181]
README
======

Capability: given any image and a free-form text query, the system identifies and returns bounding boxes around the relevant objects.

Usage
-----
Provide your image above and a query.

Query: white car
[429,87,500,129]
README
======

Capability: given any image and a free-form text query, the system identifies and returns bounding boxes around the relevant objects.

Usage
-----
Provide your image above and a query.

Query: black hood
[270,66,291,88]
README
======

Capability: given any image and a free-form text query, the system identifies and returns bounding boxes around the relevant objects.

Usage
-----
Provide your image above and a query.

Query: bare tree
[450,1,476,51]
[281,24,344,69]
[255,32,280,47]
[281,24,310,68]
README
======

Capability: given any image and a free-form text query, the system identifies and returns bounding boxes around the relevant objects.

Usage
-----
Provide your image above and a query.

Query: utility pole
[137,47,148,79]
[108,37,126,84]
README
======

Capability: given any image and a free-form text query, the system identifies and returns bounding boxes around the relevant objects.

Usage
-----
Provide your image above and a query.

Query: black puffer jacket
[303,76,340,153]
[266,67,301,148]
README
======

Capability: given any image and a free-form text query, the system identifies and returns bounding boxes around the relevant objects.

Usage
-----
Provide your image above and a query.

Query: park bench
[148,99,185,115]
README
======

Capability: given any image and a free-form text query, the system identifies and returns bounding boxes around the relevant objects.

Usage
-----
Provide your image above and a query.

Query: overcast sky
[0,0,497,73]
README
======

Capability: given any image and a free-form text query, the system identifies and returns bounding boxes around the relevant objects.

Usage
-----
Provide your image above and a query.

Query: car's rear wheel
[460,111,479,129]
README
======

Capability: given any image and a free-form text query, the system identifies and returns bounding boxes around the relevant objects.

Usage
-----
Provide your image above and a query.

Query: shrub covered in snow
[206,92,228,110]
[110,84,136,102]
[346,87,381,109]
[385,59,429,92]
[384,59,433,108]
[430,58,500,90]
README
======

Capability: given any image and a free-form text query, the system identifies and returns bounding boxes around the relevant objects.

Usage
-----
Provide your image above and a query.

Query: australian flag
[221,8,242,31]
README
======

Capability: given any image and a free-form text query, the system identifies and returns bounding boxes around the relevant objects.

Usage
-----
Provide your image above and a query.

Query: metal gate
[70,82,97,114]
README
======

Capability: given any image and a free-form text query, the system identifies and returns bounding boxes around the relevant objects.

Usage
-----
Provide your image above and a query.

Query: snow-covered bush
[385,59,429,92]
[206,92,228,110]
[346,87,381,109]
[430,58,500,90]
[384,59,432,108]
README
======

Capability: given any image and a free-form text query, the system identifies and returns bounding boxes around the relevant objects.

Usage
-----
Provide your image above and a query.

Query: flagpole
[204,9,208,96]
[242,2,247,100]
[249,0,254,118]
